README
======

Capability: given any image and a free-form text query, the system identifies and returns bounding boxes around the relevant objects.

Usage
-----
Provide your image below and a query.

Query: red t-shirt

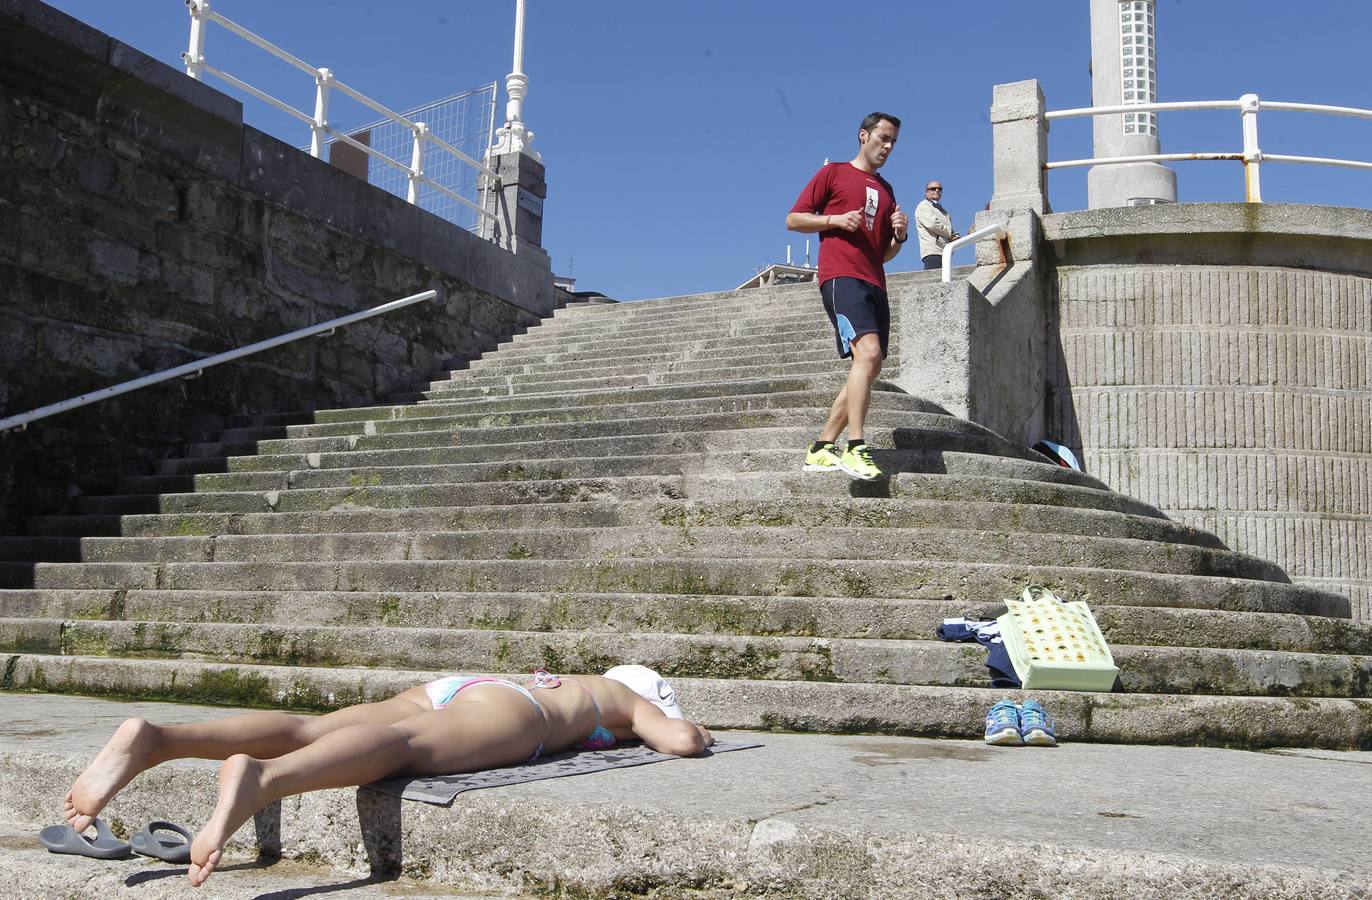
[790,162,897,290]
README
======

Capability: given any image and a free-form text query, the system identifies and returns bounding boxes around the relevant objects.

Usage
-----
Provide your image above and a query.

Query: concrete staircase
[2,275,1370,750]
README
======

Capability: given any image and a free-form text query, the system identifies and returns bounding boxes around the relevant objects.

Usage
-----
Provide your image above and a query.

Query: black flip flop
[38,818,133,859]
[129,820,193,863]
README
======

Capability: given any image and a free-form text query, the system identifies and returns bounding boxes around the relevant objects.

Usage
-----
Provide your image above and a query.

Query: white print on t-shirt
[864,186,878,231]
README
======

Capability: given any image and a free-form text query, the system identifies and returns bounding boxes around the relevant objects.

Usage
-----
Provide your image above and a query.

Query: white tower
[1087,0,1177,207]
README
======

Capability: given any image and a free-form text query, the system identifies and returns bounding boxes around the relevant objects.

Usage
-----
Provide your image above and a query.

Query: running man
[786,112,909,480]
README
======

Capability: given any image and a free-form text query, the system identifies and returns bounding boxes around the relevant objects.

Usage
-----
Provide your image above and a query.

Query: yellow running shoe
[839,443,883,480]
[803,442,842,473]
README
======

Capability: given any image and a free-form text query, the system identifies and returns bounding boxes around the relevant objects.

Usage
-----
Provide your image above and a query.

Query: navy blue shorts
[820,277,889,360]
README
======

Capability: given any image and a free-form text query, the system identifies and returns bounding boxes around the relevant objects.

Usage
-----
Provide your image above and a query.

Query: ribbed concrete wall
[1049,265,1372,622]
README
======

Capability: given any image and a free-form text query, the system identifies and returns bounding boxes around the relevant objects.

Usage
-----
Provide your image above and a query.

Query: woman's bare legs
[64,688,431,832]
[188,686,543,887]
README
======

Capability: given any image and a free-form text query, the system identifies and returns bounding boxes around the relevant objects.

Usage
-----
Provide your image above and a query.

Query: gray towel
[365,739,763,806]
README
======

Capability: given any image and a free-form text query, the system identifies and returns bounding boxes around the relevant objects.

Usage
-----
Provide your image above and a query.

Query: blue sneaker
[1019,699,1057,747]
[984,699,1023,746]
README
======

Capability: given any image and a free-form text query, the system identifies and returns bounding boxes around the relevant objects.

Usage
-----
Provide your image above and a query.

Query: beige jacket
[914,199,956,258]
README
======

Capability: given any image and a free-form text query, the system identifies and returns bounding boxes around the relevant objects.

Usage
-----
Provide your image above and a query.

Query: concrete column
[478,151,550,269]
[990,80,1049,215]
[1087,0,1177,207]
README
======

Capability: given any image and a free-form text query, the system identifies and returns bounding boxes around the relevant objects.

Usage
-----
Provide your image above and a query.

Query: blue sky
[43,1,1372,300]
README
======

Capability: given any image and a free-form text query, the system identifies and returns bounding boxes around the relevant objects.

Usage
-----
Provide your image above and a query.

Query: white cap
[603,665,684,719]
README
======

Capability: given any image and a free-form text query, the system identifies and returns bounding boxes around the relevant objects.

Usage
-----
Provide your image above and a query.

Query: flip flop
[38,818,133,859]
[129,820,193,863]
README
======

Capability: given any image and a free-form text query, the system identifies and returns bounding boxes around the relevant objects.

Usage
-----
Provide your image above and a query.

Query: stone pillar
[478,151,550,270]
[1087,0,1177,207]
[990,80,1049,215]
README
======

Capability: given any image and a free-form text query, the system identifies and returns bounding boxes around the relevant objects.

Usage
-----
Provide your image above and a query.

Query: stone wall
[1043,207,1372,621]
[0,0,555,533]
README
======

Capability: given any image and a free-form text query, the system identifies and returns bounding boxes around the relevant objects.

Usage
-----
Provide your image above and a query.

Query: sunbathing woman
[62,666,712,887]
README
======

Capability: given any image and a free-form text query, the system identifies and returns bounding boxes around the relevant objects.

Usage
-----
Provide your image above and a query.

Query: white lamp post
[492,0,539,160]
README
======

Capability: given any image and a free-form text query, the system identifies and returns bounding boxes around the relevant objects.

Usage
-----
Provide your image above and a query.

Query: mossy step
[122,440,1038,497]
[185,409,956,459]
[73,475,686,516]
[317,376,865,424]
[47,526,1286,583]
[3,655,1368,749]
[153,421,925,475]
[213,389,930,442]
[3,618,1369,699]
[0,557,1345,616]
[81,465,1153,522]
[29,497,1216,555]
[5,588,1367,655]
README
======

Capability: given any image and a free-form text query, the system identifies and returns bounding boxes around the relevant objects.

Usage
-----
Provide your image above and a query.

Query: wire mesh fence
[325,82,498,231]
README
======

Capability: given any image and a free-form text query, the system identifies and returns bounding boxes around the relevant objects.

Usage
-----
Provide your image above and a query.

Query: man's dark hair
[860,112,901,132]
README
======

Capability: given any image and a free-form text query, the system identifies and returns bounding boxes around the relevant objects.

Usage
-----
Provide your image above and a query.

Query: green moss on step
[166,519,212,537]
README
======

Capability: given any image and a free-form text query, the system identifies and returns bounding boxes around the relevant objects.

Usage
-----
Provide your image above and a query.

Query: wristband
[894,233,908,244]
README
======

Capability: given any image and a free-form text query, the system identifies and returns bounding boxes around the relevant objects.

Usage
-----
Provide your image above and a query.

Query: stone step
[469,325,847,368]
[119,440,1038,498]
[466,331,838,371]
[73,474,687,516]
[328,375,870,424]
[422,359,853,399]
[2,693,1363,899]
[463,339,846,380]
[2,618,1367,699]
[27,497,1217,555]
[466,325,845,370]
[154,423,1025,478]
[11,525,1285,583]
[5,587,1367,656]
[211,389,930,443]
[494,308,839,350]
[439,347,863,389]
[0,556,1344,616]
[205,377,864,448]
[548,283,818,323]
[180,409,993,460]
[3,658,1368,750]
[74,458,1141,520]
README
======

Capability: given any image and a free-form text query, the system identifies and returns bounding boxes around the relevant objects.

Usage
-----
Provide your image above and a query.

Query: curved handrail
[941,224,1006,283]
[1042,95,1372,201]
[0,290,438,434]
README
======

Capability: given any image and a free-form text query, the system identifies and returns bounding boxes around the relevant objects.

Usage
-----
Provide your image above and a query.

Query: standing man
[915,181,959,271]
[786,112,909,481]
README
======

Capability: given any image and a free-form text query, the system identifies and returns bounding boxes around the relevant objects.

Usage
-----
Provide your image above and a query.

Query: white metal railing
[0,291,437,435]
[1045,95,1372,202]
[182,0,497,221]
[941,224,1006,283]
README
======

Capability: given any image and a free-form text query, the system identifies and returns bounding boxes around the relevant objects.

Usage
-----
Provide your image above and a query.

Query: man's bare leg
[188,689,541,887]
[842,334,884,442]
[818,383,849,444]
[64,689,430,832]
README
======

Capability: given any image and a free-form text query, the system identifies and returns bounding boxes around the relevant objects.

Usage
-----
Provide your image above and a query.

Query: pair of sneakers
[804,441,882,480]
[984,698,1057,747]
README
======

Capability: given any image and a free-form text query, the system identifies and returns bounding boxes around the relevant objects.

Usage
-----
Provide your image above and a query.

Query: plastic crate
[996,585,1119,692]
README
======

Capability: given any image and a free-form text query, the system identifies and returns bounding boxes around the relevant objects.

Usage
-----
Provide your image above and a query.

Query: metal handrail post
[1240,93,1263,202]
[941,224,1006,283]
[408,122,427,204]
[183,0,209,80]
[310,68,333,159]
[0,291,438,435]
